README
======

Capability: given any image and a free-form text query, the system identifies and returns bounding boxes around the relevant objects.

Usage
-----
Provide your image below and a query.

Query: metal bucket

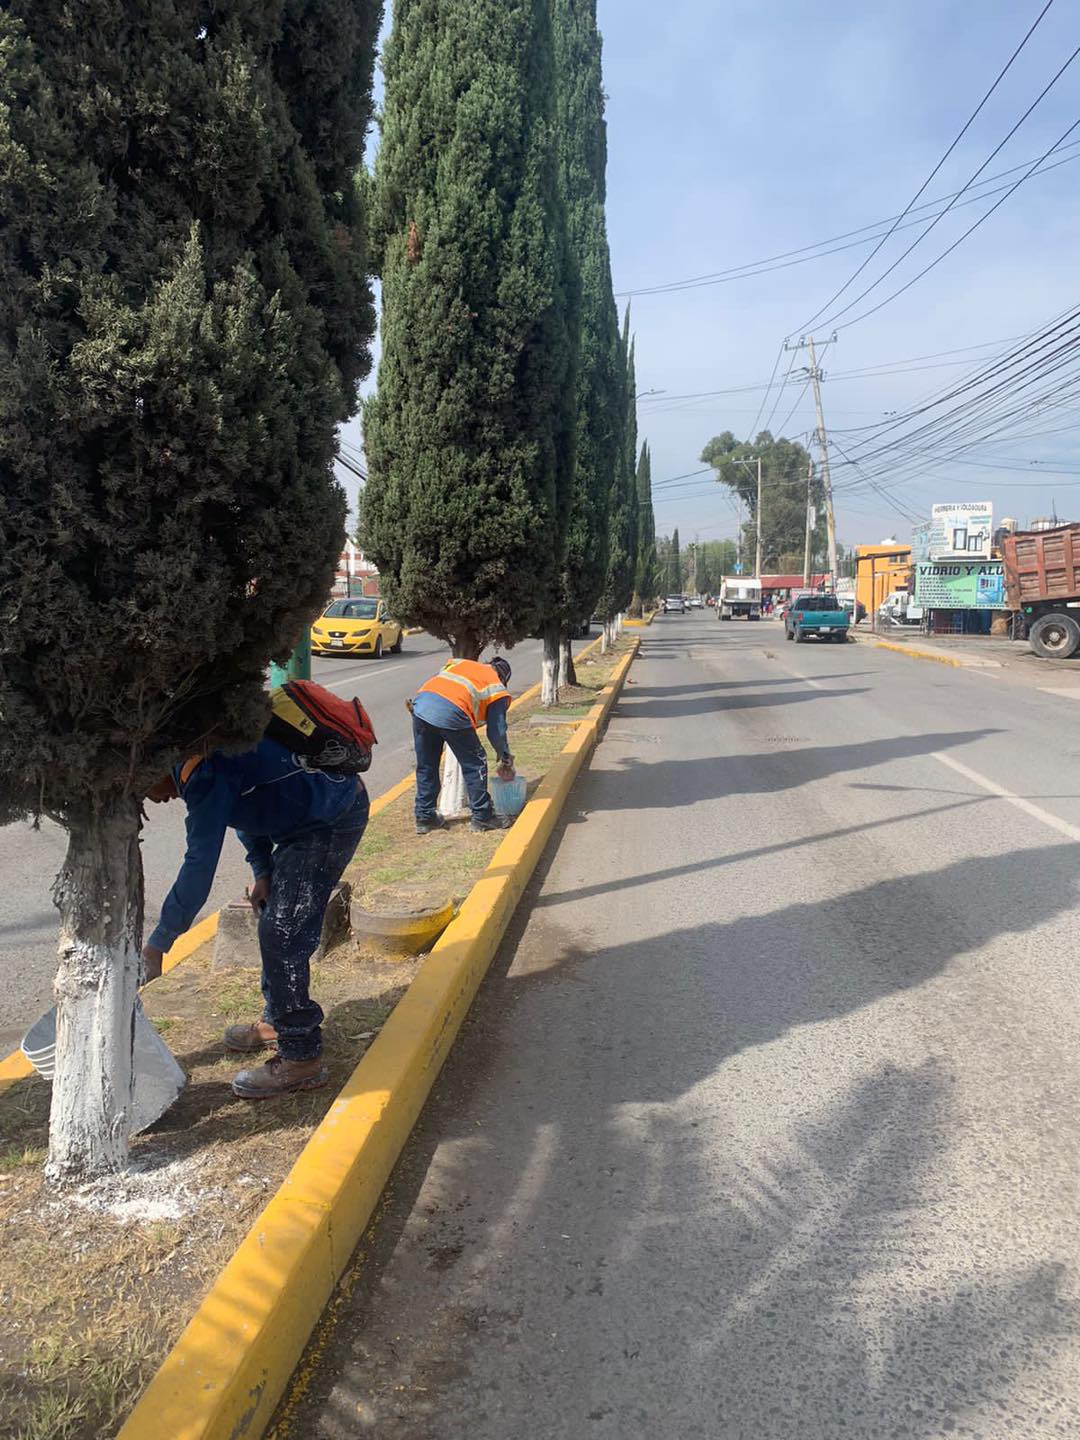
[21,1000,186,1136]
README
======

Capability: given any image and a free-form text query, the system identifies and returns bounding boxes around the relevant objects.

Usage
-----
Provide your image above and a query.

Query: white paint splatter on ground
[51,1150,221,1224]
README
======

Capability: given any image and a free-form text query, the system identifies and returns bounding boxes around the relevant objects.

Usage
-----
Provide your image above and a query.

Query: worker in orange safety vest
[410,657,515,835]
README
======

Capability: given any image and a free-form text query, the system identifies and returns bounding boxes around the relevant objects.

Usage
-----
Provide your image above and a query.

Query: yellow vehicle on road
[311,597,403,658]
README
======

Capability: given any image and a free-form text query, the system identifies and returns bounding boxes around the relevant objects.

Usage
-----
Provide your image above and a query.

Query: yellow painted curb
[874,640,979,669]
[116,640,639,1440]
[0,1049,33,1089]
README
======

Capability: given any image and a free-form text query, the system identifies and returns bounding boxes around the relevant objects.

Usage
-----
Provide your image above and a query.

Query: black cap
[490,656,512,686]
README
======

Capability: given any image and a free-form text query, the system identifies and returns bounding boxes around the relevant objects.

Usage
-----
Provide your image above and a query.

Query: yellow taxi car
[310,597,404,658]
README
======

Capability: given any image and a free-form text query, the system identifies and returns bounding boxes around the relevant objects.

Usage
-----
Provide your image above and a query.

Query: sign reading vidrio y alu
[929,502,993,559]
[914,560,1006,610]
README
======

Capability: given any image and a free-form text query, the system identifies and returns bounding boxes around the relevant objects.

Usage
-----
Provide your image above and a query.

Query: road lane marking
[932,751,1080,844]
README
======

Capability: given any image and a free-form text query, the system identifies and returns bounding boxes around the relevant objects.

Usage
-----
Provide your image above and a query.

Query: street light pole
[729,456,763,578]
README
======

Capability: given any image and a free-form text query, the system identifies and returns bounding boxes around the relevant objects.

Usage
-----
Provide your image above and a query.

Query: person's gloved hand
[141,944,164,985]
[496,757,516,782]
[247,875,272,915]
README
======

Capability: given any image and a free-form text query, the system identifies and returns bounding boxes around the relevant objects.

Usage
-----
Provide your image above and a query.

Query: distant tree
[665,528,682,594]
[696,545,714,597]
[630,442,658,614]
[0,0,380,1177]
[549,0,618,695]
[361,0,576,663]
[701,431,822,572]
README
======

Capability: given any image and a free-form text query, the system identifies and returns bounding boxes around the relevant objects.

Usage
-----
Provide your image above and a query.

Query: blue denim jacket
[411,692,510,758]
[148,739,359,952]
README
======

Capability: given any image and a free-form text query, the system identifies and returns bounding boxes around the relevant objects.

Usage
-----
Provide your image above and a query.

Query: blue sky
[343,0,1080,550]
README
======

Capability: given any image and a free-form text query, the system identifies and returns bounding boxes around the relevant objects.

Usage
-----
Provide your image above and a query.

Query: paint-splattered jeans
[258,783,369,1060]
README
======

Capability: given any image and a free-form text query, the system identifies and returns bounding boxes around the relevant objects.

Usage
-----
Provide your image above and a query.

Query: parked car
[664,595,686,614]
[311,597,403,658]
[783,593,850,644]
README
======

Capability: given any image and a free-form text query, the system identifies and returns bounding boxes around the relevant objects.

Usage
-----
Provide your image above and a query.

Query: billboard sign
[914,560,1006,610]
[911,521,932,564]
[929,502,993,559]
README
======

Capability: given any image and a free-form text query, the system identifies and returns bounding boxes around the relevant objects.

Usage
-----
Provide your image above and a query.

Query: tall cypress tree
[362,0,576,661]
[597,309,637,637]
[666,528,682,594]
[0,0,380,1177]
[631,441,657,614]
[548,0,619,693]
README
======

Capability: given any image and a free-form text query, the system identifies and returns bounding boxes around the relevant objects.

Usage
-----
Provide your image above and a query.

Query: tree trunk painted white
[437,750,469,818]
[46,795,143,1182]
[438,633,483,817]
[600,620,610,655]
[541,622,560,707]
[559,635,576,689]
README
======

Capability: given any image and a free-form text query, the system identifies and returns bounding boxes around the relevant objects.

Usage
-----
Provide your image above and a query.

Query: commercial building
[855,543,912,617]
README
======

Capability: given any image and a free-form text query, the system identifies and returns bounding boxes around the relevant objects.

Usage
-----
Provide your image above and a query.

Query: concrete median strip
[115,638,638,1440]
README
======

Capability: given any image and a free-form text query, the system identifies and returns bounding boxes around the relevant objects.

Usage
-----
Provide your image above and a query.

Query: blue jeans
[258,783,369,1060]
[413,714,495,822]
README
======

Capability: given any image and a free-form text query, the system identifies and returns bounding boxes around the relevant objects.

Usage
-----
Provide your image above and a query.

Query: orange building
[855,543,912,616]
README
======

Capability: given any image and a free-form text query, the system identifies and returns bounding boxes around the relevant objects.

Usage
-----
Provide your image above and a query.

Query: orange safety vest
[418,660,511,729]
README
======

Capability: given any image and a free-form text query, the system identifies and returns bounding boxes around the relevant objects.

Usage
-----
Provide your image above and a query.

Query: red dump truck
[1002,523,1080,659]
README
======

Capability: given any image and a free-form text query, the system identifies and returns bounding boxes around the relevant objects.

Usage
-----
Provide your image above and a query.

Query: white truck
[878,590,924,626]
[718,576,762,620]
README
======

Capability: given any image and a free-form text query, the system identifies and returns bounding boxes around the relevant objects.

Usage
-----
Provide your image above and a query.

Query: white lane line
[932,751,1080,844]
[319,660,432,692]
[1038,686,1080,701]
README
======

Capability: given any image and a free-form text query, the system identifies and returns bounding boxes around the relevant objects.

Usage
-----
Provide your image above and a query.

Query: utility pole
[803,456,814,588]
[787,334,838,585]
[755,455,763,579]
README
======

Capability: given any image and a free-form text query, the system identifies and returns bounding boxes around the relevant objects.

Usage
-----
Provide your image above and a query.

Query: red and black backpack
[266,680,377,776]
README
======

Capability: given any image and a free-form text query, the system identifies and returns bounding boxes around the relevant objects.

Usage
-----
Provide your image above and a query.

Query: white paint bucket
[21,1000,186,1135]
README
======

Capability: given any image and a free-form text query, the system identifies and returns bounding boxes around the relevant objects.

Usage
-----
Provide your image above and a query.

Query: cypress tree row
[631,442,658,615]
[548,0,620,697]
[0,0,380,1176]
[362,0,577,662]
[596,310,638,645]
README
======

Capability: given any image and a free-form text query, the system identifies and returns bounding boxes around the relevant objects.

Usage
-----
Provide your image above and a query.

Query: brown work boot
[223,1020,278,1054]
[231,1055,328,1099]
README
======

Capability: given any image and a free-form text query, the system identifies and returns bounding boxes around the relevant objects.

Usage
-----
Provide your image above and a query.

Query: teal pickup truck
[784,592,850,644]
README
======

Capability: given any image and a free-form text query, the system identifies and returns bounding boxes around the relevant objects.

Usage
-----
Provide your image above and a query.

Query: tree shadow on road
[620,684,869,720]
[577,727,998,808]
[276,837,1080,1439]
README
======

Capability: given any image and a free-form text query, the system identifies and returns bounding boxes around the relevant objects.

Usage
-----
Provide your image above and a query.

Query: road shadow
[274,839,1080,1439]
[618,685,869,720]
[575,728,999,808]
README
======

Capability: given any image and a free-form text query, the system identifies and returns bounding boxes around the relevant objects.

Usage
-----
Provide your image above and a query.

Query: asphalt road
[284,613,1080,1440]
[0,630,568,1052]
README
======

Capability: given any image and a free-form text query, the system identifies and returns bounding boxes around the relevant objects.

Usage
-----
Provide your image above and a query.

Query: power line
[615,141,1080,300]
[830,112,1080,332]
[795,0,1058,334]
